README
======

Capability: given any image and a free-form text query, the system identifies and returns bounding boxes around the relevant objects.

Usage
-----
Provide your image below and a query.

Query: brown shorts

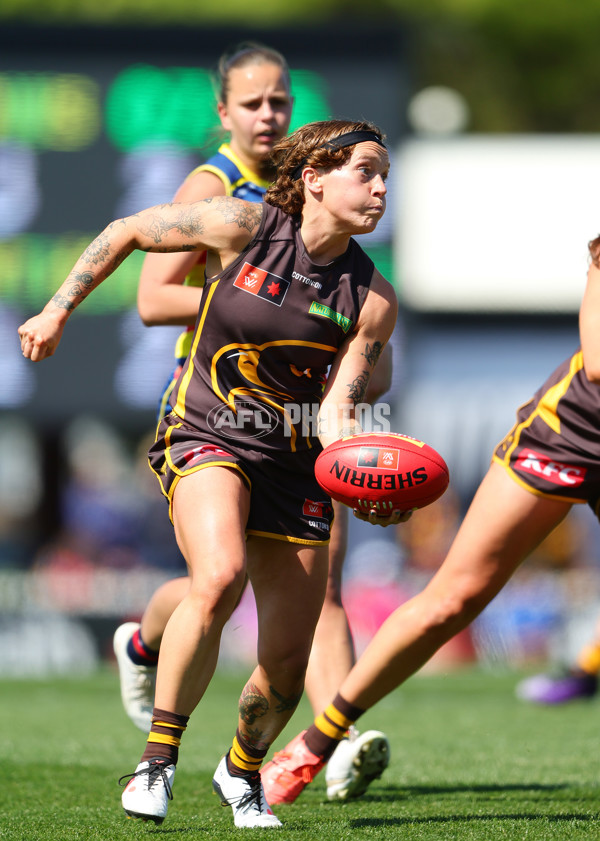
[493,401,600,519]
[148,413,333,544]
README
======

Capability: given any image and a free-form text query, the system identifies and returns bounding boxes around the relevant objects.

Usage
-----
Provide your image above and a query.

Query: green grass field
[3,665,599,840]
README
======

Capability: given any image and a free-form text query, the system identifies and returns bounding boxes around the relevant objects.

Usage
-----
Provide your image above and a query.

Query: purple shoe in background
[515,670,598,704]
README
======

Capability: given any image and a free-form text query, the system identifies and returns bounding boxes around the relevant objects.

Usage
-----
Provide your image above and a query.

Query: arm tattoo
[81,234,111,265]
[362,341,384,368]
[137,203,205,247]
[52,270,97,310]
[347,369,370,404]
[216,197,262,232]
[51,292,75,312]
[346,341,383,404]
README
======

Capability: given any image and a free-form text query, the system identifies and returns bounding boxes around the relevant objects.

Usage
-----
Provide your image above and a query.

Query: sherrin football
[315,432,449,514]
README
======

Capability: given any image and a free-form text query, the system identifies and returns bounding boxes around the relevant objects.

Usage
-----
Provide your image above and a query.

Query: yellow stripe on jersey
[219,144,271,191]
[496,350,584,466]
[536,350,584,434]
[173,280,220,420]
[209,339,337,453]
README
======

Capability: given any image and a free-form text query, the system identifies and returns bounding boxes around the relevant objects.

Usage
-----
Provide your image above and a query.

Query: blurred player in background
[264,233,600,800]
[110,41,392,803]
[19,118,400,829]
[516,618,600,704]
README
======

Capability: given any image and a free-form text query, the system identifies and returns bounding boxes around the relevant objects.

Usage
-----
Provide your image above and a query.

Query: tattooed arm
[18,197,263,361]
[318,270,408,527]
[318,268,397,450]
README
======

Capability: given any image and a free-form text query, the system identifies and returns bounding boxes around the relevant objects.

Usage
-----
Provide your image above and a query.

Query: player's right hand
[18,312,65,361]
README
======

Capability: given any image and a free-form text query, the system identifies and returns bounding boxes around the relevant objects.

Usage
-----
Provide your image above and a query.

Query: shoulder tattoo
[215,197,263,232]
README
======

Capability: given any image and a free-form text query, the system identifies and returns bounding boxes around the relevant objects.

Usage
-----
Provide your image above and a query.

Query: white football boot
[120,758,175,824]
[212,756,282,828]
[325,729,390,801]
[113,621,156,732]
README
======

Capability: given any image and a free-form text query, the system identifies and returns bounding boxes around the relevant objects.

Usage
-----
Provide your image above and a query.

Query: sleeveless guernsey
[170,202,375,455]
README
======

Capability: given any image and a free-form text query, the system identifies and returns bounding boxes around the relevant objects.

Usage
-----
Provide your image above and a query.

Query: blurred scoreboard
[0,23,407,430]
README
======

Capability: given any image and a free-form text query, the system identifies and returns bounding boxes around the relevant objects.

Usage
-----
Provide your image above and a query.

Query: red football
[315,432,449,514]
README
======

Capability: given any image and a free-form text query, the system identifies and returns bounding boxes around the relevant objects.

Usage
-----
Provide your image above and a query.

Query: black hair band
[291,130,386,180]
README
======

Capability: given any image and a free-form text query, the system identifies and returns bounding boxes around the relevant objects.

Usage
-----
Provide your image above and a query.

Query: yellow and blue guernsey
[157,143,271,418]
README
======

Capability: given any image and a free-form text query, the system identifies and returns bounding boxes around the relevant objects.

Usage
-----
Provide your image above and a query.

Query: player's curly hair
[265,119,386,216]
[589,234,600,268]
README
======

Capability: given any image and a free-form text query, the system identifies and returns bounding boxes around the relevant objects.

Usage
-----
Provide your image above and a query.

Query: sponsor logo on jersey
[233,262,290,306]
[308,301,352,333]
[357,446,399,470]
[183,443,233,468]
[514,448,587,487]
[292,270,322,290]
[302,499,332,520]
[328,460,428,489]
[309,519,330,532]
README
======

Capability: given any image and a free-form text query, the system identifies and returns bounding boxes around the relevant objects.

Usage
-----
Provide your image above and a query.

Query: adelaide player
[18,118,401,829]
[260,233,600,801]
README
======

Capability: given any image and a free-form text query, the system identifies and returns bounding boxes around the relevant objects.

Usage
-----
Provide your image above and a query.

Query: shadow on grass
[373,781,571,798]
[351,813,599,829]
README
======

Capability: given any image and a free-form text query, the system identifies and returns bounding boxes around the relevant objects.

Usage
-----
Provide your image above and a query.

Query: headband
[291,130,386,180]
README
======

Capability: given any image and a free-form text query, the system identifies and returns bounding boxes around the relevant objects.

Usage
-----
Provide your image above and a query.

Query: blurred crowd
[2,410,600,677]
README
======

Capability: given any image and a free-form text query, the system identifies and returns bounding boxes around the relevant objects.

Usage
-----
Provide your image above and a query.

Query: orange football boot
[260,731,325,804]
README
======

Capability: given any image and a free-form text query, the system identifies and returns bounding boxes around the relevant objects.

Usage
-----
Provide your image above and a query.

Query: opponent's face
[218,63,293,168]
[317,141,389,234]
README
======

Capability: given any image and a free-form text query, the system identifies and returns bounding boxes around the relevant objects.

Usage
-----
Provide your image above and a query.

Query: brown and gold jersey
[494,350,600,512]
[170,202,376,453]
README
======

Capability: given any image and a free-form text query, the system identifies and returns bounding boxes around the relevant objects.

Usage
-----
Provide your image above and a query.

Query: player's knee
[258,640,312,685]
[187,565,246,617]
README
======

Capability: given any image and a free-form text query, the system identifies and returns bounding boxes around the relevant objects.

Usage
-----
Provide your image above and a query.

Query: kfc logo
[514,448,586,487]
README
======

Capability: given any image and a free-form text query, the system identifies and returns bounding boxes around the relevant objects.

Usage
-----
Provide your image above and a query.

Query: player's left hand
[353,507,414,527]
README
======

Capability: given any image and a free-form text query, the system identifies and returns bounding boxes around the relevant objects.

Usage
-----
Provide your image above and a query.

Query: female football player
[111,41,392,801]
[18,118,399,829]
[270,233,600,801]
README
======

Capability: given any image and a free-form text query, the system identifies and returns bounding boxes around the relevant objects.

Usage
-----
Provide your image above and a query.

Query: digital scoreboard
[0,24,407,429]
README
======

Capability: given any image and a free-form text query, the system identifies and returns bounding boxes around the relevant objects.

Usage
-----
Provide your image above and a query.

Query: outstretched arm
[18,197,262,361]
[137,170,227,327]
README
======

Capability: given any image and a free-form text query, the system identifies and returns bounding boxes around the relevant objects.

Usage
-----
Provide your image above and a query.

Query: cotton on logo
[514,448,586,487]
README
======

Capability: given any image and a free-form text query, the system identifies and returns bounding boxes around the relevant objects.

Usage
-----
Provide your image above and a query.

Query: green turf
[2,665,599,839]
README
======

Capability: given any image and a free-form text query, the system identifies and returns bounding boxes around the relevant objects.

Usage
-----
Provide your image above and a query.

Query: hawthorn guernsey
[315,432,450,513]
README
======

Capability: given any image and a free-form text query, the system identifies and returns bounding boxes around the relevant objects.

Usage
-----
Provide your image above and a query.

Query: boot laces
[118,759,174,801]
[226,773,265,814]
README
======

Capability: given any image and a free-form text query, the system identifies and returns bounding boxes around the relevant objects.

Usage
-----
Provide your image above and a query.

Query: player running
[257,232,600,801]
[111,41,391,803]
[19,118,401,829]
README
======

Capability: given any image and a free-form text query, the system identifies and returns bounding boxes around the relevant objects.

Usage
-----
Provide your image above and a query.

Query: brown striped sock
[226,728,269,778]
[140,707,189,765]
[304,693,365,760]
